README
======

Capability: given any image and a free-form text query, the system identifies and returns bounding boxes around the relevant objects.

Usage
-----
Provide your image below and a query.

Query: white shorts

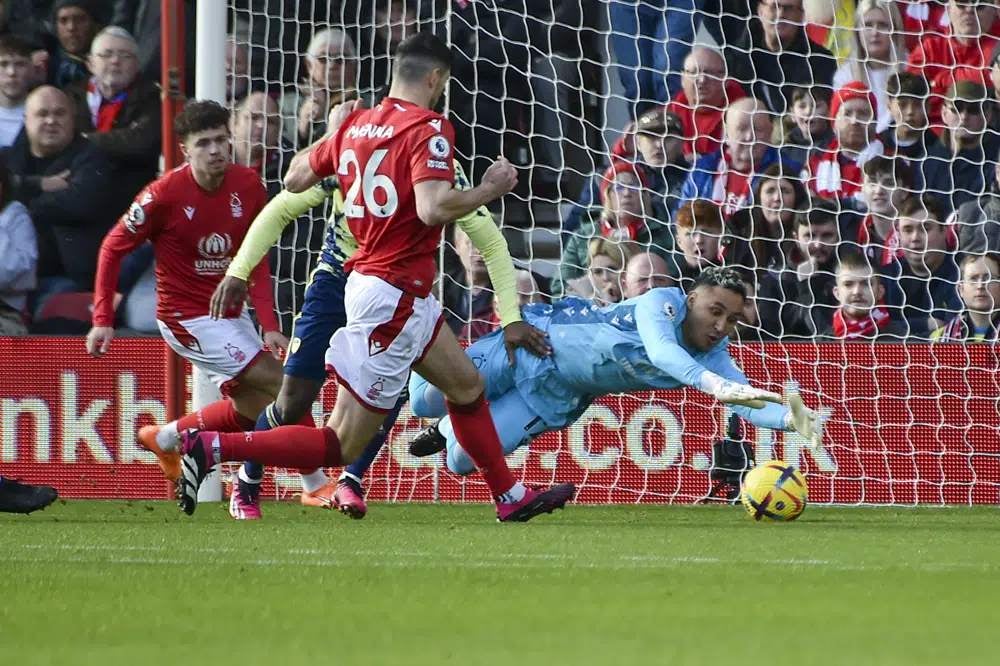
[157,311,265,395]
[326,272,443,412]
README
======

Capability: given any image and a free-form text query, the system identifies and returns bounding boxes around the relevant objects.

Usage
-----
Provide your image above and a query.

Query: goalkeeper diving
[408,266,827,474]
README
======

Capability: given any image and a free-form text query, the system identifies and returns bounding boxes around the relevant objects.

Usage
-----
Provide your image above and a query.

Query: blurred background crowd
[1,0,999,345]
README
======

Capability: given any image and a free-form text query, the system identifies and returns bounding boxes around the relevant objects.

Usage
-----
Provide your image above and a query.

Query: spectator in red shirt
[907,0,999,123]
[846,155,914,267]
[806,81,885,207]
[666,46,746,162]
[899,1,949,52]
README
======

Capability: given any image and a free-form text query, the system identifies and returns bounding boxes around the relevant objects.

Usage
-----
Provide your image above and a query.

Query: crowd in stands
[0,0,999,346]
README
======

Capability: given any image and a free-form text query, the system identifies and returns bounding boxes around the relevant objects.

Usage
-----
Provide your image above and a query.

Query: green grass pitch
[1,501,997,665]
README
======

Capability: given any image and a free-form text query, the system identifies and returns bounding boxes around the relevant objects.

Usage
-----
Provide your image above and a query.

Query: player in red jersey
[85,101,318,519]
[167,33,576,521]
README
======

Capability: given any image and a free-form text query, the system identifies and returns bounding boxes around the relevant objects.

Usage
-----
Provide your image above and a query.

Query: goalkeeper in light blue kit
[406,266,826,473]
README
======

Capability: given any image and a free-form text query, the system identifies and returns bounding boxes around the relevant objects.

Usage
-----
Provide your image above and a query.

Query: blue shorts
[283,262,348,383]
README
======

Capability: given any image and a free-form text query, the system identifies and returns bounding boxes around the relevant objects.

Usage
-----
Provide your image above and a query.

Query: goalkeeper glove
[783,382,830,449]
[700,371,782,409]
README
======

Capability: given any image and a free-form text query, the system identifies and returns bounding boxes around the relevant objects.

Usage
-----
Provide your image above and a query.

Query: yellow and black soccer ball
[740,461,808,521]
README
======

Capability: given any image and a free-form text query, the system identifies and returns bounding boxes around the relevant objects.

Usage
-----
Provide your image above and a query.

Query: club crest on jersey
[124,202,145,233]
[663,302,676,319]
[225,343,247,364]
[366,377,385,402]
[428,134,450,158]
[230,192,243,218]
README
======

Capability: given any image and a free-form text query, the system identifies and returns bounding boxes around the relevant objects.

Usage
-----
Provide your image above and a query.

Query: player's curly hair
[692,266,747,299]
[174,100,231,141]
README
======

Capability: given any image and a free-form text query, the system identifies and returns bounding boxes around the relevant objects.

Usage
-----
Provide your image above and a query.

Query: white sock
[497,482,527,504]
[237,466,262,485]
[156,421,180,451]
[300,469,329,493]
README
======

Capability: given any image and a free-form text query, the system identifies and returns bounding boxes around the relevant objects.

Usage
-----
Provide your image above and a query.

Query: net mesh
[216,0,1000,505]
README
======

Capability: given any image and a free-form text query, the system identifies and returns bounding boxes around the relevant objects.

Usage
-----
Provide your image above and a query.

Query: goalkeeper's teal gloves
[783,382,830,449]
[700,371,783,409]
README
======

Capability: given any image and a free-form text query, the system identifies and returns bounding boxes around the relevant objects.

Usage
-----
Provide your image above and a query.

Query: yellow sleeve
[227,183,329,280]
[453,161,522,327]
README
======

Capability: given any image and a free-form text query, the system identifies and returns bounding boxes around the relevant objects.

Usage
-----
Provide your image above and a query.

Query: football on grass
[740,461,808,521]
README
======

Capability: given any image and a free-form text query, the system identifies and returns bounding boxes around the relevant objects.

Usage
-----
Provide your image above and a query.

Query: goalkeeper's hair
[693,266,747,300]
[174,100,231,141]
[394,32,452,82]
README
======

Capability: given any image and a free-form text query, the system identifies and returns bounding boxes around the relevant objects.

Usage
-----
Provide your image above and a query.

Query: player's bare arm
[414,156,517,226]
[210,275,248,320]
[284,99,364,193]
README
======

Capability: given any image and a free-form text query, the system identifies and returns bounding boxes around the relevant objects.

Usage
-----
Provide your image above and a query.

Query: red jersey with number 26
[309,97,455,297]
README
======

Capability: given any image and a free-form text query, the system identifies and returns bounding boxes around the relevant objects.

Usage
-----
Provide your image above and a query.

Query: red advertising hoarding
[1,337,998,504]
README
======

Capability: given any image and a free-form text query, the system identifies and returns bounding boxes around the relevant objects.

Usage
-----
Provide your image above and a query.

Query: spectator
[724,0,836,115]
[1,85,112,315]
[931,253,1000,341]
[608,0,703,114]
[803,0,855,65]
[363,0,419,91]
[623,250,673,298]
[956,153,1000,255]
[781,86,834,166]
[453,225,499,341]
[819,252,906,340]
[47,0,100,88]
[224,36,250,105]
[898,0,949,52]
[832,0,907,133]
[512,269,541,307]
[682,97,793,218]
[879,72,941,162]
[0,160,34,335]
[665,46,746,162]
[279,27,362,148]
[231,91,293,199]
[564,109,686,233]
[885,194,962,336]
[920,80,997,214]
[731,270,772,341]
[112,0,197,97]
[65,26,160,210]
[669,199,724,289]
[634,108,688,219]
[758,201,842,337]
[843,156,914,267]
[726,163,808,274]
[564,237,635,306]
[907,0,999,124]
[806,81,885,207]
[0,34,32,148]
[552,161,672,296]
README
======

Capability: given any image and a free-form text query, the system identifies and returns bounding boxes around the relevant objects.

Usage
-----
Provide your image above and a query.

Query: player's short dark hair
[862,156,914,190]
[692,266,748,300]
[0,34,34,59]
[174,100,231,141]
[887,72,929,99]
[393,32,452,82]
[898,193,946,222]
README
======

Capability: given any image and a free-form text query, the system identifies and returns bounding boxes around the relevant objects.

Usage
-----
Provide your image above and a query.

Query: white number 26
[338,148,398,219]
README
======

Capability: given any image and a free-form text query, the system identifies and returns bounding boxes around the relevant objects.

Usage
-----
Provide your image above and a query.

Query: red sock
[177,399,254,433]
[446,393,515,497]
[218,426,342,468]
[294,414,318,476]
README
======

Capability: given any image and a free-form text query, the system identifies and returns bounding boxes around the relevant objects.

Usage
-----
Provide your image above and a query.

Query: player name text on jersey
[346,123,395,140]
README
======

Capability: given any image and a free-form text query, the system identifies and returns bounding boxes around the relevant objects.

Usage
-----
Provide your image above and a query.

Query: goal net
[221,0,1000,505]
